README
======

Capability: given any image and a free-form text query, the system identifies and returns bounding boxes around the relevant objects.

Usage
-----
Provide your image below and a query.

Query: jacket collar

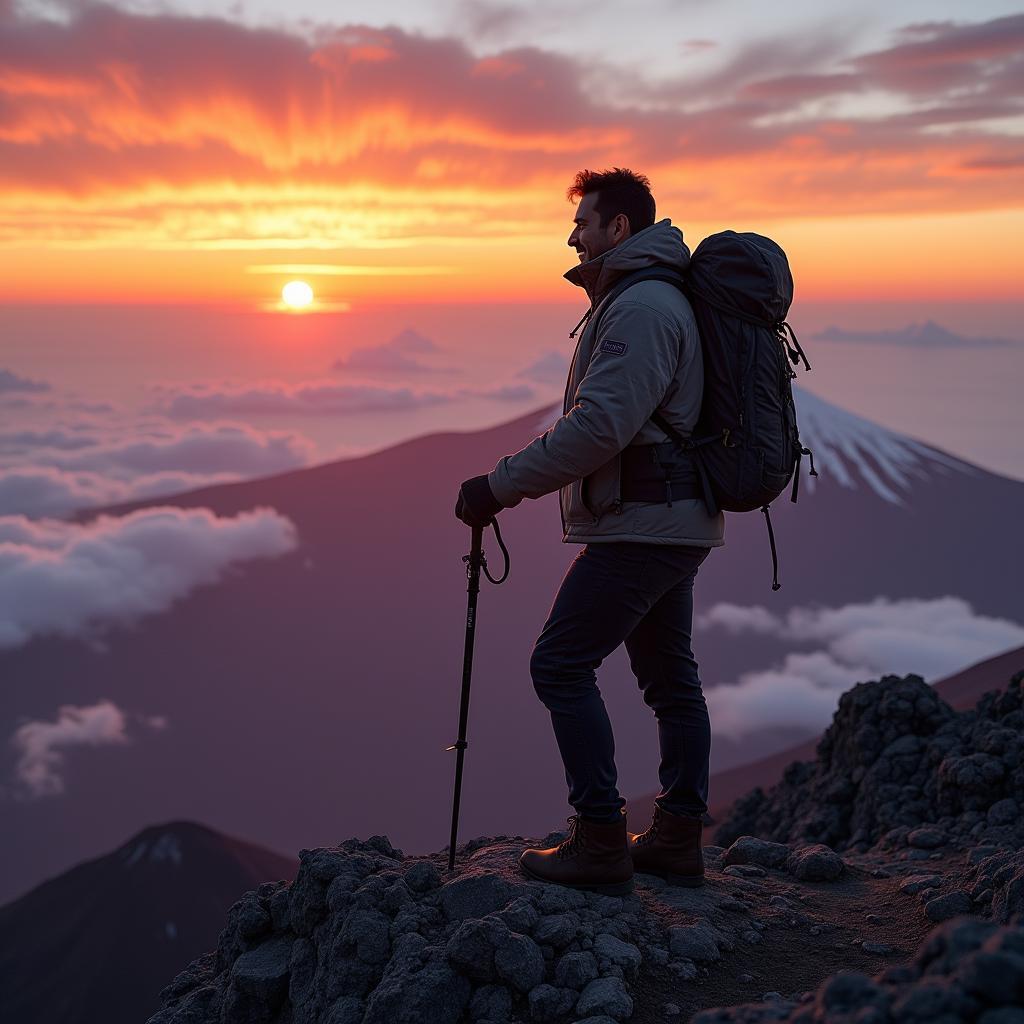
[562,218,691,306]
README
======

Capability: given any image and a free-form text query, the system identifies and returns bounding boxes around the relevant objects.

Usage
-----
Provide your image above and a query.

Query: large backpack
[590,230,817,590]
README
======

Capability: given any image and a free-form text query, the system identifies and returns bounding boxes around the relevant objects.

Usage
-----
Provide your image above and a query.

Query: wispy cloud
[151,379,454,419]
[9,699,167,798]
[332,328,455,377]
[459,383,536,402]
[247,264,455,276]
[0,419,315,517]
[679,38,717,53]
[815,320,1019,348]
[0,368,49,394]
[0,505,298,650]
[449,0,591,44]
[516,350,570,385]
[30,422,315,475]
[698,596,1024,740]
[0,466,210,519]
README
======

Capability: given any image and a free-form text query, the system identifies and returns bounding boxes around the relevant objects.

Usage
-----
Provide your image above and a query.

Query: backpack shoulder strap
[590,268,687,338]
[590,267,719,517]
[650,408,686,446]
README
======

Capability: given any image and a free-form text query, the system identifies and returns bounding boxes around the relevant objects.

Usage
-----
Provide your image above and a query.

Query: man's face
[567,191,628,263]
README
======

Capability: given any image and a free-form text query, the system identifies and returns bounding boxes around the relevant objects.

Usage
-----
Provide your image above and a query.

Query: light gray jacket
[487,218,726,548]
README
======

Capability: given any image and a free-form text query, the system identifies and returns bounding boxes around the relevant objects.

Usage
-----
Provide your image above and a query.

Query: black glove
[455,474,502,528]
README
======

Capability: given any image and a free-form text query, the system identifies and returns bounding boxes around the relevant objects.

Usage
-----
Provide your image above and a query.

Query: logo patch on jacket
[600,340,627,355]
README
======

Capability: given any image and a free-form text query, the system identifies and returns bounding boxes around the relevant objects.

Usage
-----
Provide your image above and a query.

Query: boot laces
[634,806,662,847]
[556,815,585,859]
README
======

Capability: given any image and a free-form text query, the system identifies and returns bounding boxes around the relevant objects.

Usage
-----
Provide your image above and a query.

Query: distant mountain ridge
[815,319,1018,349]
[0,821,296,1024]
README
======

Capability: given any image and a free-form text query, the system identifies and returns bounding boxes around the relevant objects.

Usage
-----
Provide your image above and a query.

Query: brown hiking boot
[519,813,634,895]
[628,804,705,887]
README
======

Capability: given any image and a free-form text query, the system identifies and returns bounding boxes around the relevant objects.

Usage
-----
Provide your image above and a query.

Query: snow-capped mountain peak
[532,386,975,506]
[790,386,974,505]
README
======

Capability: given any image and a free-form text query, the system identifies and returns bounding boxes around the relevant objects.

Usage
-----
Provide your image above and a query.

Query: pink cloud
[0,368,49,394]
[0,419,316,517]
[11,700,129,797]
[331,328,455,377]
[855,14,1024,92]
[152,379,454,419]
[0,6,1019,220]
[679,39,717,54]
[9,699,167,798]
[739,72,863,103]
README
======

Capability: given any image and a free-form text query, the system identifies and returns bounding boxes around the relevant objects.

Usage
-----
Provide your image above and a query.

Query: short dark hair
[566,167,656,236]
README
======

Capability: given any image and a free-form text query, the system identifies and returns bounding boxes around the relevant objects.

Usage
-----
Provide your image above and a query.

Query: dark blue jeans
[529,541,713,823]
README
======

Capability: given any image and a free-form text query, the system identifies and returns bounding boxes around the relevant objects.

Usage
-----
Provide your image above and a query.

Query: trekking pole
[446,516,510,872]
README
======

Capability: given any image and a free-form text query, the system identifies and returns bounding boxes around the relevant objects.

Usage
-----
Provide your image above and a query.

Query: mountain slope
[0,821,297,1024]
[1,389,1021,905]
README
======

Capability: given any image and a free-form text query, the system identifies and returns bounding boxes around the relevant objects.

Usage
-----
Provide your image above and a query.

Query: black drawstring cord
[569,308,593,339]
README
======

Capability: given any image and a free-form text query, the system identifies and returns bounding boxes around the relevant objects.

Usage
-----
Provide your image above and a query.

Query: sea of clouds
[699,596,1024,740]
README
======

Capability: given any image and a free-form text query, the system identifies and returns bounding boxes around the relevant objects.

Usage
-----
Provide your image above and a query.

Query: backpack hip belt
[619,441,702,506]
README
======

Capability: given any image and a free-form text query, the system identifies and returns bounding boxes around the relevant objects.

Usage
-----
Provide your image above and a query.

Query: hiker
[454,167,724,895]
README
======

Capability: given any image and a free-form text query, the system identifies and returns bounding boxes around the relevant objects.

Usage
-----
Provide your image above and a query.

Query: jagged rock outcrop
[149,830,854,1024]
[148,829,1024,1024]
[964,849,1024,926]
[715,671,1024,854]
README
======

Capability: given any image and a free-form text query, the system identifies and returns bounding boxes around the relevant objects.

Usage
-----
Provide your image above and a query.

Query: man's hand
[455,474,503,528]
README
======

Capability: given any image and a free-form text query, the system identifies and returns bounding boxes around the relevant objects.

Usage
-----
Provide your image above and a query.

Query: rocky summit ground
[148,671,1024,1024]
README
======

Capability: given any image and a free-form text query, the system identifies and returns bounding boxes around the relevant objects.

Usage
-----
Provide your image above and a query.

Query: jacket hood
[563,218,691,305]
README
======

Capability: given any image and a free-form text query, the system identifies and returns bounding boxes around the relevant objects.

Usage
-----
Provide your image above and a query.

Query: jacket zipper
[561,311,589,535]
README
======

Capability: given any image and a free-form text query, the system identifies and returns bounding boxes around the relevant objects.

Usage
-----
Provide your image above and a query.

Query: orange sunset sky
[1,2,1023,306]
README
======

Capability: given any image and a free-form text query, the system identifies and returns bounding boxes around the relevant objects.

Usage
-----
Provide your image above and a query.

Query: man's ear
[612,212,630,242]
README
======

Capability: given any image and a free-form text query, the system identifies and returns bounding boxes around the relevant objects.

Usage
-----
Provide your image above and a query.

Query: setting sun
[281,280,314,309]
